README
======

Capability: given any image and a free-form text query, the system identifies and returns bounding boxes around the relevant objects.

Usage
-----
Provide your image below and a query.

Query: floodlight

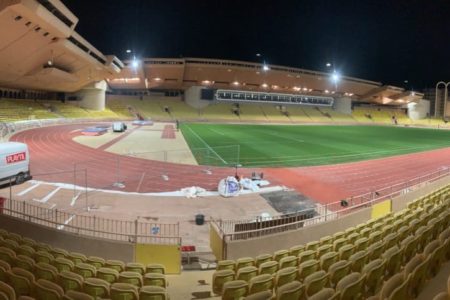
[326,62,331,67]
[331,71,340,83]
[126,49,132,53]
[263,64,270,71]
[131,59,139,69]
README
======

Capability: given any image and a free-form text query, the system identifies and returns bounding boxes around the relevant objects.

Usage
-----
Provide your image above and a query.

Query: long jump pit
[74,122,198,165]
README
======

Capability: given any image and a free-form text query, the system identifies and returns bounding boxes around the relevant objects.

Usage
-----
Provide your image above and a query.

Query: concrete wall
[407,99,430,120]
[333,97,352,114]
[72,81,107,111]
[0,214,134,262]
[225,207,371,259]
[184,86,212,109]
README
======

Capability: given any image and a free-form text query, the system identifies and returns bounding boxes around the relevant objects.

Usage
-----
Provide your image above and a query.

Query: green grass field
[180,123,450,167]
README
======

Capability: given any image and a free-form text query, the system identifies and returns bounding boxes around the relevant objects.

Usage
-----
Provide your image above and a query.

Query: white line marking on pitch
[17,183,40,196]
[265,131,304,143]
[209,128,225,136]
[185,125,228,164]
[36,187,61,203]
[57,215,75,230]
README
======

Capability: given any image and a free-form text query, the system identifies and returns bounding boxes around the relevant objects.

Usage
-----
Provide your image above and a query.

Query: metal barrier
[2,197,181,245]
[213,166,450,240]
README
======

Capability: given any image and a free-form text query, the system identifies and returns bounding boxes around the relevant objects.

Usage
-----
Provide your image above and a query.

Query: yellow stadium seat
[217,260,236,271]
[58,271,84,292]
[288,245,304,257]
[336,272,365,300]
[273,250,289,262]
[82,277,110,299]
[236,257,255,270]
[34,278,64,300]
[307,288,340,300]
[34,251,54,264]
[248,274,273,295]
[63,290,94,300]
[212,269,234,295]
[222,280,248,300]
[105,260,125,272]
[319,251,338,272]
[297,259,320,283]
[328,260,351,288]
[143,273,167,288]
[316,244,333,258]
[298,250,316,264]
[110,282,139,300]
[255,254,272,267]
[258,260,278,275]
[274,267,297,289]
[35,262,58,281]
[125,262,145,275]
[86,256,105,269]
[139,286,169,300]
[243,290,272,300]
[96,267,119,284]
[0,281,15,300]
[379,273,410,300]
[118,271,143,287]
[145,263,165,274]
[7,267,34,297]
[74,263,96,279]
[338,244,354,261]
[279,256,297,269]
[362,258,385,296]
[14,255,35,272]
[275,281,304,300]
[304,270,328,297]
[52,257,75,272]
[236,266,258,282]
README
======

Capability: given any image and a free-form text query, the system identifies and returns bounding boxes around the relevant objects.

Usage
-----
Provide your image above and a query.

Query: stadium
[0,0,449,299]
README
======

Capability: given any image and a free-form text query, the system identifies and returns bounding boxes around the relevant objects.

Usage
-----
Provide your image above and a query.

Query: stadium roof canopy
[110,57,423,105]
[0,0,424,106]
[0,0,123,92]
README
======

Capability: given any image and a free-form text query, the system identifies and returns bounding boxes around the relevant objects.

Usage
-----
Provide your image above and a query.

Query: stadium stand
[0,99,57,122]
[211,186,450,299]
[0,229,170,299]
[260,105,291,123]
[199,103,240,122]
[46,102,120,119]
[0,181,447,299]
[283,106,313,123]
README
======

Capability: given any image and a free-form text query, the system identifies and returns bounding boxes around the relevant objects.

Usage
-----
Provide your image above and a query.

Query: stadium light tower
[331,70,340,90]
[256,53,270,71]
[435,81,450,118]
[131,58,139,69]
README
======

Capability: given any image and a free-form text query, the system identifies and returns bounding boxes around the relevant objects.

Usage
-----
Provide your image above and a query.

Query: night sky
[64,0,450,90]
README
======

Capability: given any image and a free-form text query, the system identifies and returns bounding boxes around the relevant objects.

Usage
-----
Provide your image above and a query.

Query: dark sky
[63,0,450,90]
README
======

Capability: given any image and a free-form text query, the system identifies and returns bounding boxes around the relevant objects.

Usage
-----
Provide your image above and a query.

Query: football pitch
[180,123,450,167]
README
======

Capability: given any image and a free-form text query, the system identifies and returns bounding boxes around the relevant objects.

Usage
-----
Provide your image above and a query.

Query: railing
[214,166,450,240]
[2,197,181,245]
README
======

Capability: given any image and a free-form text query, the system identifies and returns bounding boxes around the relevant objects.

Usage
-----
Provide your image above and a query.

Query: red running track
[10,123,450,204]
